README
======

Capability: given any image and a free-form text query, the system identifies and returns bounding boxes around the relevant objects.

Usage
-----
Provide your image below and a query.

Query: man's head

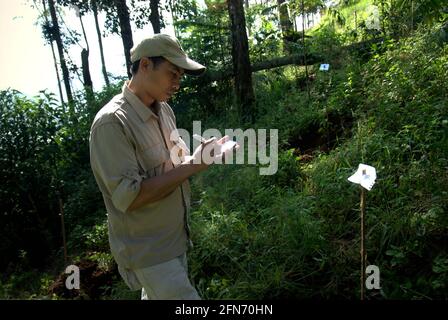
[129,34,206,102]
[130,56,185,102]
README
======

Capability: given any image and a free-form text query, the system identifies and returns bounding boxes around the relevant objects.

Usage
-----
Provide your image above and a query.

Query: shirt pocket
[138,143,171,177]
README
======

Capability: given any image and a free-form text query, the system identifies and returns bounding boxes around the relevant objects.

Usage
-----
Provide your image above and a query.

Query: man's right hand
[188,137,218,171]
[128,136,233,212]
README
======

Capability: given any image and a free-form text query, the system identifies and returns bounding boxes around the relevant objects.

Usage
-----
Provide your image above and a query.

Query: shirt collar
[122,81,161,122]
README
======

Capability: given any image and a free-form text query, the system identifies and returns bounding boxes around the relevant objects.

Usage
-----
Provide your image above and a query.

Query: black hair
[130,56,166,76]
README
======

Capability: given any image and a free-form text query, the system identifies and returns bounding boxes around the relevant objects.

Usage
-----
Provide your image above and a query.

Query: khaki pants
[134,253,201,300]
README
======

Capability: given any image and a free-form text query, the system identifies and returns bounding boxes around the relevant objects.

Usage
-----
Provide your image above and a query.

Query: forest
[0,0,447,300]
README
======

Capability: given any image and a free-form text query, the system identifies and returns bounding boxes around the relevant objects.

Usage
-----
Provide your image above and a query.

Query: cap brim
[165,56,206,76]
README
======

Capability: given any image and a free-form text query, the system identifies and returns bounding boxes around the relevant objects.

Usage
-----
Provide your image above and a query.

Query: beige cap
[130,34,206,76]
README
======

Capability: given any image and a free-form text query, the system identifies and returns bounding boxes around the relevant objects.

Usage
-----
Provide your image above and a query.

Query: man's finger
[217,135,230,145]
[202,137,217,146]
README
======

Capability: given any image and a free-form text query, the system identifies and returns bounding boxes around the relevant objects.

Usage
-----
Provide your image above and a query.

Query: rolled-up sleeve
[89,122,142,213]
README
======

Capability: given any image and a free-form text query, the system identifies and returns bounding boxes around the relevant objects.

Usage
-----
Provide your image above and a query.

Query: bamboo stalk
[360,173,366,300]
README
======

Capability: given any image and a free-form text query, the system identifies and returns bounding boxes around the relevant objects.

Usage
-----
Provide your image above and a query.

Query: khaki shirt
[89,82,192,277]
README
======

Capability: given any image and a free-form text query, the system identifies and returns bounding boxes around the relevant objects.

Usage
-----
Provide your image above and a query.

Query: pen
[193,134,208,143]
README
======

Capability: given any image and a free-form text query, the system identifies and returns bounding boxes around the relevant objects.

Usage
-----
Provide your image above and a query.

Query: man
[89,34,228,300]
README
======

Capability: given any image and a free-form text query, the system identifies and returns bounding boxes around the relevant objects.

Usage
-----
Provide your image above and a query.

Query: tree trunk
[47,0,73,103]
[78,13,89,52]
[92,0,109,87]
[81,48,93,89]
[168,0,179,38]
[227,0,255,123]
[50,43,65,104]
[201,52,322,83]
[277,0,293,54]
[78,13,93,91]
[42,0,64,104]
[150,0,161,34]
[114,0,134,79]
[292,12,297,32]
[300,0,309,98]
[244,0,252,36]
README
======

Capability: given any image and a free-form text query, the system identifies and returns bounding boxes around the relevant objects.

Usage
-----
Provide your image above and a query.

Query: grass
[184,21,448,299]
[2,1,446,300]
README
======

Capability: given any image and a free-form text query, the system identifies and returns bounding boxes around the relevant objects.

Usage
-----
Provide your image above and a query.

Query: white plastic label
[348,163,377,191]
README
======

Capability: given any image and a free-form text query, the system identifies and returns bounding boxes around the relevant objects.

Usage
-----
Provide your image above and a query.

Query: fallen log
[196,38,385,83]
[200,53,323,83]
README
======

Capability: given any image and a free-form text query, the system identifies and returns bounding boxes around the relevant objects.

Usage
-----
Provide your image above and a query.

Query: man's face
[140,58,185,102]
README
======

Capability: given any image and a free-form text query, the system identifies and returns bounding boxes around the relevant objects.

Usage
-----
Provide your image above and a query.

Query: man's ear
[140,58,152,73]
